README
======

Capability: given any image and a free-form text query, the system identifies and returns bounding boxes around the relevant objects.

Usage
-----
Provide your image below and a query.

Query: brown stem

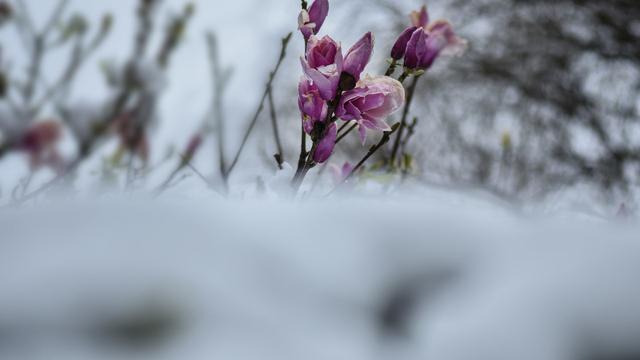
[399,116,419,156]
[389,75,421,167]
[291,142,317,192]
[205,32,232,188]
[292,91,343,189]
[337,120,351,135]
[267,85,284,169]
[154,162,185,196]
[346,123,400,182]
[385,59,398,76]
[156,4,193,69]
[295,124,308,179]
[335,122,357,145]
[397,70,410,84]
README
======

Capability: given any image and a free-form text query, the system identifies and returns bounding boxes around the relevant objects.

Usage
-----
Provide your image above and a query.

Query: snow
[1,195,639,359]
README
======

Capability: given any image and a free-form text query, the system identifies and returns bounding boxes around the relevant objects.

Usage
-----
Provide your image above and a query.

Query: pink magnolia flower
[312,122,337,163]
[391,6,466,70]
[404,21,466,70]
[335,75,405,144]
[343,32,374,82]
[301,35,343,100]
[298,0,329,41]
[298,78,328,135]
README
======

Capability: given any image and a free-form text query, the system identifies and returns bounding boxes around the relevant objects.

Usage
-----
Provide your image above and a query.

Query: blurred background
[347,0,640,210]
[0,0,639,211]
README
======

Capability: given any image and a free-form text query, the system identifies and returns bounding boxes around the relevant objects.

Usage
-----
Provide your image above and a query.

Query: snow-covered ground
[1,196,639,360]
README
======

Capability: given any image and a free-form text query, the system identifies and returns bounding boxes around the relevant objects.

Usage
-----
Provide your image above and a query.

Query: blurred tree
[363,0,640,204]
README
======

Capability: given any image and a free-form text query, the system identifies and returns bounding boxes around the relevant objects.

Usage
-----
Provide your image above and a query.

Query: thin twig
[42,0,70,34]
[35,17,111,112]
[22,0,69,104]
[399,116,419,155]
[23,35,44,103]
[15,0,36,37]
[267,84,285,169]
[205,32,233,186]
[389,74,421,167]
[296,123,308,181]
[154,163,184,196]
[335,122,357,145]
[325,123,401,196]
[385,59,398,76]
[157,4,193,69]
[345,123,400,183]
[291,142,318,191]
[225,32,292,176]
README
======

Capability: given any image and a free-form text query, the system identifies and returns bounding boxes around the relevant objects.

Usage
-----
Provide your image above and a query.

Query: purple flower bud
[404,21,467,70]
[312,122,337,163]
[298,78,328,134]
[390,6,428,60]
[336,75,405,144]
[403,27,429,69]
[298,0,329,41]
[343,32,374,81]
[390,5,466,66]
[391,26,417,60]
[301,35,343,100]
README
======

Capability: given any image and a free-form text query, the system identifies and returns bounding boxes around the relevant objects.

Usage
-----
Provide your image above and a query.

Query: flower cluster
[296,0,405,165]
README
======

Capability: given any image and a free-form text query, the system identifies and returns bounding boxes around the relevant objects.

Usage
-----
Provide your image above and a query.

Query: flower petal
[390,26,417,60]
[308,0,329,35]
[358,123,367,145]
[313,122,337,163]
[343,32,374,81]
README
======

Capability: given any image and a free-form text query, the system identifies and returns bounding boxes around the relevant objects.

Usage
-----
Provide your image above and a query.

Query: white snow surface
[1,195,639,360]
